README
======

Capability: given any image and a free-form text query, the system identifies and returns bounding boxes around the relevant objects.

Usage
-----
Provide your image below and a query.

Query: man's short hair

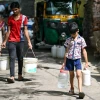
[68,22,78,34]
[10,2,20,10]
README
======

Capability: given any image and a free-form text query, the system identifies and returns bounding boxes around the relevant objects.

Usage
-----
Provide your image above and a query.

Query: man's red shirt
[8,14,28,42]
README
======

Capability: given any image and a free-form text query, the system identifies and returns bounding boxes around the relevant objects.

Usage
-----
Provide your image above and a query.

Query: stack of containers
[51,45,65,58]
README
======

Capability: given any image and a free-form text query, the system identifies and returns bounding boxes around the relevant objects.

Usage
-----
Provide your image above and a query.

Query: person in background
[62,22,88,99]
[0,15,5,55]
[2,2,32,83]
[0,4,5,16]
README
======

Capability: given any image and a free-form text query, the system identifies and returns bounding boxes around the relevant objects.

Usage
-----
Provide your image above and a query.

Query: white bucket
[23,57,38,73]
[0,56,9,70]
[82,69,91,86]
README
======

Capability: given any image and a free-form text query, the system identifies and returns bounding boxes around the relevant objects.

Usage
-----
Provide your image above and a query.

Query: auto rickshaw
[33,0,84,48]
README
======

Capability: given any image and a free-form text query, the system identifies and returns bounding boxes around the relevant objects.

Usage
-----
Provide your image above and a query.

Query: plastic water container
[57,46,65,58]
[58,69,69,88]
[23,57,38,73]
[0,56,9,70]
[51,45,57,57]
[82,69,91,86]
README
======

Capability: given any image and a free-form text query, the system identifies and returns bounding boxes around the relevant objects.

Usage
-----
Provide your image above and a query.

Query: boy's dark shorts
[65,58,82,71]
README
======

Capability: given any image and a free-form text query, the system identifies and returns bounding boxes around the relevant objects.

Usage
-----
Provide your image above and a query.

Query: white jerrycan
[51,45,57,57]
[56,46,65,58]
[58,69,69,88]
[82,69,91,86]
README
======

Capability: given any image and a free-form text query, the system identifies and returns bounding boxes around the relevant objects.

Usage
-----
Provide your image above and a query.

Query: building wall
[20,0,34,17]
[92,0,100,52]
[83,0,100,53]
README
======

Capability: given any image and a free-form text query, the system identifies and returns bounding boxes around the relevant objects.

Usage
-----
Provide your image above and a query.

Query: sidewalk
[0,49,100,100]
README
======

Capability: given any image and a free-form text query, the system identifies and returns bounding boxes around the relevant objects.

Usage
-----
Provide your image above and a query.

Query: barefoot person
[2,2,32,83]
[62,22,88,99]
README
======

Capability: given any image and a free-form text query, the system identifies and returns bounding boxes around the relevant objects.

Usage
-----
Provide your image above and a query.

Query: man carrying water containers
[62,22,88,99]
[1,2,32,83]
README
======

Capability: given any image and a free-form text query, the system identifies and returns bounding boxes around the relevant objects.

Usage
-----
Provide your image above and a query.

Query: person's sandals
[7,78,15,83]
[79,92,85,99]
[69,89,74,95]
[18,76,24,81]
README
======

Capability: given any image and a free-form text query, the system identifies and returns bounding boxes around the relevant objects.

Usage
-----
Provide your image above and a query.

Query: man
[62,22,88,99]
[2,2,32,83]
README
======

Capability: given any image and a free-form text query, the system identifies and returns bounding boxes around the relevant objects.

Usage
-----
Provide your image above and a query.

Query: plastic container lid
[60,69,68,73]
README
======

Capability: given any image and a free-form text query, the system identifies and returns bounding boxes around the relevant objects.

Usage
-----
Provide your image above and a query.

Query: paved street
[0,47,100,100]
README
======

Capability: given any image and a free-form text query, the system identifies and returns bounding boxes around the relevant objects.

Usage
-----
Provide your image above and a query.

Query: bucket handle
[25,48,36,58]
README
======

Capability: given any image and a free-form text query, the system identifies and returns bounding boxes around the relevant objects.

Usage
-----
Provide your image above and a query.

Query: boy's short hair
[10,2,20,9]
[68,22,78,34]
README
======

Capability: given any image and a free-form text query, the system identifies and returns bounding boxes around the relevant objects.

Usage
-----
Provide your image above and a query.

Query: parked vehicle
[33,0,83,48]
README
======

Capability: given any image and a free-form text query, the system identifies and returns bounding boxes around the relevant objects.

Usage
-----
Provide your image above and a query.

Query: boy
[2,2,32,83]
[62,22,88,99]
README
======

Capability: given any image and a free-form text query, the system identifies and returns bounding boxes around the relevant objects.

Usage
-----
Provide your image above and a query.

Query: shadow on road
[0,77,7,82]
[15,78,32,82]
[32,90,79,98]
[91,74,100,82]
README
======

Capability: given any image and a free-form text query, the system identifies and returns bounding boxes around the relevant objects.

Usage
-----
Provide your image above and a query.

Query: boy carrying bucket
[62,22,88,99]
